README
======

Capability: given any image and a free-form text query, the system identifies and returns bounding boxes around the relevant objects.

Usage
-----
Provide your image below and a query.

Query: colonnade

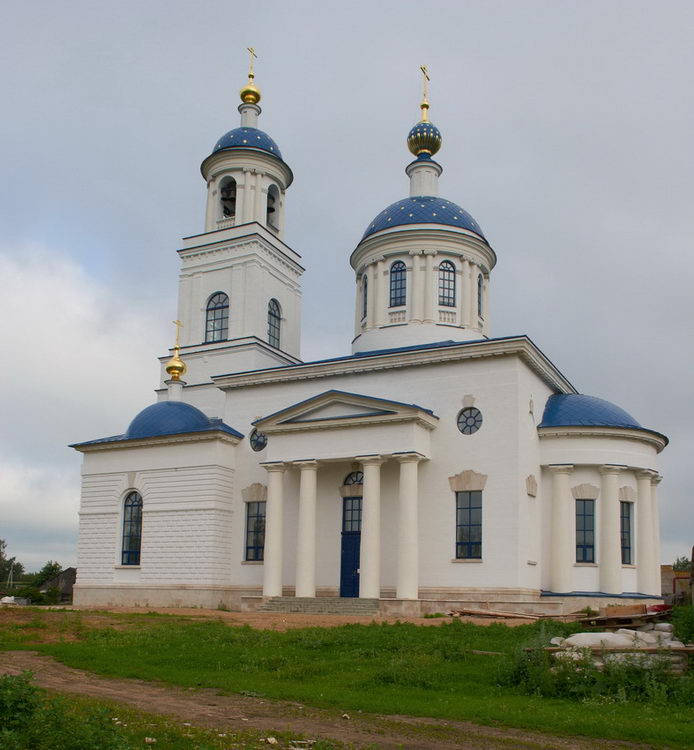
[355,253,487,333]
[548,465,661,596]
[262,453,422,600]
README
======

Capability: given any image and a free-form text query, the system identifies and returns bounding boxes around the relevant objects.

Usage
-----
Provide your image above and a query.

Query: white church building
[71,64,667,616]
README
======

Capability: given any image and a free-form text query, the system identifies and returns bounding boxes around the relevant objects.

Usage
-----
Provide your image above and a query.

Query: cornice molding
[212,336,576,395]
[538,425,666,453]
[74,431,240,453]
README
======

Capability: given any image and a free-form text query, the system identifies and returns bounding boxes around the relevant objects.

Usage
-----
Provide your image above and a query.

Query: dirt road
[0,650,651,750]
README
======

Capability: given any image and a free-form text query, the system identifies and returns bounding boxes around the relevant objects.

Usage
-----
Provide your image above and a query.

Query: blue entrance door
[340,495,362,597]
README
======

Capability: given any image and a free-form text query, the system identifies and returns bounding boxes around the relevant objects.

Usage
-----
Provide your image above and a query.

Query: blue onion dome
[363,196,485,240]
[125,401,242,440]
[211,127,282,160]
[539,394,667,444]
[407,120,442,156]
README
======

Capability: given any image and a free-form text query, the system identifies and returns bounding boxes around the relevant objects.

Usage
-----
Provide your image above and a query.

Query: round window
[249,429,268,452]
[457,407,483,435]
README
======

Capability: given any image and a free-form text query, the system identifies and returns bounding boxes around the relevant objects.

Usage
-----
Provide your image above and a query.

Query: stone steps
[257,597,380,616]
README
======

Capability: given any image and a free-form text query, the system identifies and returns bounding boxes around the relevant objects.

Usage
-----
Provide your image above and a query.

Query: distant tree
[0,539,25,584]
[673,556,691,572]
[32,561,62,587]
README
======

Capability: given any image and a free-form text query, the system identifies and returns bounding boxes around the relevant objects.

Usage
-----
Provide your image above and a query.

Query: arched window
[122,491,143,566]
[438,261,456,307]
[362,275,368,320]
[343,471,364,486]
[220,178,236,219]
[389,261,406,307]
[267,298,281,348]
[477,274,484,318]
[205,293,229,343]
[266,184,280,229]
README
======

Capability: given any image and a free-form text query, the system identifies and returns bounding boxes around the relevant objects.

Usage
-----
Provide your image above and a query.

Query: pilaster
[548,465,574,593]
[396,454,421,599]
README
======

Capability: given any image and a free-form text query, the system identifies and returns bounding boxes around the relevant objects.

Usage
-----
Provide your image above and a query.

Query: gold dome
[165,347,187,381]
[240,79,261,105]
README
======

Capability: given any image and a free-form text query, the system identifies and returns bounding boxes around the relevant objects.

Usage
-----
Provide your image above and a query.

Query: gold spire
[239,46,261,105]
[419,65,430,122]
[165,320,187,382]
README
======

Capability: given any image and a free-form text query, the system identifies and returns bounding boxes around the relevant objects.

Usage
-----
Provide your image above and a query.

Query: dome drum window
[457,407,483,435]
[438,260,456,307]
[389,261,407,307]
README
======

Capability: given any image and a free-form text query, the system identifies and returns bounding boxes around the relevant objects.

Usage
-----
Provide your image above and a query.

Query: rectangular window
[620,501,633,565]
[575,499,595,563]
[456,490,482,559]
[245,501,266,561]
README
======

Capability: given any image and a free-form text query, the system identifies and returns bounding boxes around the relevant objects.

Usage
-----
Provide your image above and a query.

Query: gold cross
[420,64,430,102]
[248,47,257,77]
[173,319,184,349]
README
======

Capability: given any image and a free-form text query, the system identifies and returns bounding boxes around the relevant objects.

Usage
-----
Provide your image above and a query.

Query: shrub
[672,606,694,645]
[500,637,694,705]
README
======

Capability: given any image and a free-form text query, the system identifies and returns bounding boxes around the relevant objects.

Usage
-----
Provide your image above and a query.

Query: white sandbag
[563,632,635,649]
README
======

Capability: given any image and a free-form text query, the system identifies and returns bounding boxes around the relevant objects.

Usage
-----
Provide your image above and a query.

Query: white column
[549,465,574,593]
[482,276,490,335]
[651,474,662,592]
[295,461,318,598]
[366,262,377,329]
[254,171,263,224]
[262,463,285,598]
[469,265,479,329]
[354,271,363,337]
[599,466,623,594]
[204,178,216,231]
[460,260,470,327]
[408,251,423,323]
[636,470,657,595]
[239,168,252,223]
[358,456,384,599]
[423,251,435,323]
[374,257,386,327]
[396,454,420,599]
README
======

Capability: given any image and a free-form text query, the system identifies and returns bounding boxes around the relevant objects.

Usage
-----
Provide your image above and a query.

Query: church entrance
[340,475,363,597]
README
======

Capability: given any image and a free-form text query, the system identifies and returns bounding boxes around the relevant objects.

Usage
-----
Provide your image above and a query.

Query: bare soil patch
[0,651,651,749]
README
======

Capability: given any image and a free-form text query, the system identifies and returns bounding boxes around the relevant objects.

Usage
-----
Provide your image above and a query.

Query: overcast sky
[1,1,692,572]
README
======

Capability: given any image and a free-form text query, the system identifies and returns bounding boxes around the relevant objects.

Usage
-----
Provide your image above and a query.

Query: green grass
[3,610,693,746]
[0,672,346,749]
[12,614,689,748]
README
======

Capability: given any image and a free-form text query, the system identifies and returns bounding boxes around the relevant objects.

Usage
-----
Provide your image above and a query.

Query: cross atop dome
[407,65,442,157]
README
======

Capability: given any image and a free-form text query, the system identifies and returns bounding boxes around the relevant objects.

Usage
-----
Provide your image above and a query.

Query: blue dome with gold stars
[211,127,283,160]
[362,196,485,240]
[407,120,442,156]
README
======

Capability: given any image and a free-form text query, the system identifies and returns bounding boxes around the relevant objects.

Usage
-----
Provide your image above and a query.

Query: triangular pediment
[254,390,437,434]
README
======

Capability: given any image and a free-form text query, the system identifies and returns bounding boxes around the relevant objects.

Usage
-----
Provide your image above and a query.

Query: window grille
[205,293,229,343]
[455,490,482,559]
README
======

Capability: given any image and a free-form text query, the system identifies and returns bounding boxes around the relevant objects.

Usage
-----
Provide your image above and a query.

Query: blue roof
[362,196,485,240]
[211,127,282,159]
[539,394,667,443]
[71,401,243,448]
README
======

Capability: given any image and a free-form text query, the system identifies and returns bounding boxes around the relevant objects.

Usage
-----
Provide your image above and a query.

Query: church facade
[71,66,667,615]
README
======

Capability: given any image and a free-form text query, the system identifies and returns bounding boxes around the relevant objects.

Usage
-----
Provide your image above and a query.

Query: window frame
[267,298,281,349]
[245,501,266,561]
[121,491,143,566]
[389,261,407,307]
[205,292,229,343]
[620,500,633,565]
[455,490,482,560]
[575,498,595,563]
[438,260,456,307]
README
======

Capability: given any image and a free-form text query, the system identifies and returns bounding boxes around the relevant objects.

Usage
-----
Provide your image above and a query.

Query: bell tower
[160,51,304,386]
